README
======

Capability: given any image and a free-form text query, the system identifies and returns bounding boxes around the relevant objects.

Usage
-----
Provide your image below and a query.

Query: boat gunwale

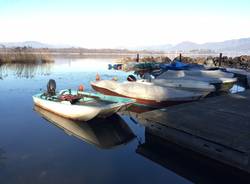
[33,91,135,108]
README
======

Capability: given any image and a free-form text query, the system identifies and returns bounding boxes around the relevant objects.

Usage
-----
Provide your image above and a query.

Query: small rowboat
[33,89,135,121]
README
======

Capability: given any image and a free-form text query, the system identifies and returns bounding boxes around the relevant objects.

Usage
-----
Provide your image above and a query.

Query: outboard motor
[127,75,137,82]
[47,79,56,96]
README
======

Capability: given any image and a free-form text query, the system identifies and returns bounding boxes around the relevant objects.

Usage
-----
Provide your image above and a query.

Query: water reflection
[0,63,52,79]
[127,104,157,114]
[136,128,250,184]
[0,148,6,168]
[34,106,135,149]
[1,57,249,183]
[0,63,7,79]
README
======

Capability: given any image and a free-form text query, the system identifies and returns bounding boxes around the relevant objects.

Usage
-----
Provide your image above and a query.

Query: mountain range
[129,38,250,53]
[0,41,72,49]
[1,38,250,53]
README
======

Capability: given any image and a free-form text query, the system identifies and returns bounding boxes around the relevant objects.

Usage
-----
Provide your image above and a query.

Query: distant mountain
[129,44,173,51]
[200,38,250,52]
[1,38,250,53]
[0,41,72,48]
[131,38,250,53]
[171,41,199,51]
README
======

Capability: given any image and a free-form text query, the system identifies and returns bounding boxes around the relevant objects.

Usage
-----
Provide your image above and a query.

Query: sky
[0,0,250,48]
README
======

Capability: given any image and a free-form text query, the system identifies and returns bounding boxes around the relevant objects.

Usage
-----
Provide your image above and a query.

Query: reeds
[0,48,54,64]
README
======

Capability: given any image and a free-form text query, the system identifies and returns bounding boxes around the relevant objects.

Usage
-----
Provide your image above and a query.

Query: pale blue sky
[1,0,249,15]
[0,0,249,48]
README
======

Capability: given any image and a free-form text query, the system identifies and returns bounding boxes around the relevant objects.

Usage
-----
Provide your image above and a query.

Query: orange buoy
[96,73,100,81]
[78,84,84,91]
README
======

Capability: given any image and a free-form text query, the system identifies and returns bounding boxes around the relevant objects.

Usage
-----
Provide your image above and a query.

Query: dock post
[219,53,222,66]
[179,53,182,62]
[136,53,140,62]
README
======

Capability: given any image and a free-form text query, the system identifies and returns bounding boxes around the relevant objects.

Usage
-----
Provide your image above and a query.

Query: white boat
[157,70,237,92]
[157,70,234,78]
[139,78,215,95]
[34,106,135,149]
[184,70,235,78]
[91,80,206,107]
[33,90,135,121]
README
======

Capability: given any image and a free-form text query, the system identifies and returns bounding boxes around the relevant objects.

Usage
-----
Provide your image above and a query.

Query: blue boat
[159,60,189,70]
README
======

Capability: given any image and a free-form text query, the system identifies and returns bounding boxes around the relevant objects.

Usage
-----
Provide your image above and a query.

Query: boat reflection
[0,63,52,79]
[126,104,157,114]
[0,148,6,167]
[136,128,250,184]
[119,104,157,125]
[34,106,135,149]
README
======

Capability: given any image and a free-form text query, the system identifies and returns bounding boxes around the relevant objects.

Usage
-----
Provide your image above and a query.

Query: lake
[0,58,248,184]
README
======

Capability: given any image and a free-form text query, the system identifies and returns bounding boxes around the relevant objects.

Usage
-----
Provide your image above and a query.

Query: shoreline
[0,48,250,70]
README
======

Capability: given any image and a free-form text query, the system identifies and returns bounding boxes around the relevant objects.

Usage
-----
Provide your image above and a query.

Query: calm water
[0,58,249,184]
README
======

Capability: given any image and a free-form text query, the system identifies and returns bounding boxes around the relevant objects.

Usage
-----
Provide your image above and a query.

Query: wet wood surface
[138,90,250,172]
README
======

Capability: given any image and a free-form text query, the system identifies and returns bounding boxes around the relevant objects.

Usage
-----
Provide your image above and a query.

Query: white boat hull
[139,78,215,95]
[157,70,237,92]
[33,96,126,121]
[91,80,205,107]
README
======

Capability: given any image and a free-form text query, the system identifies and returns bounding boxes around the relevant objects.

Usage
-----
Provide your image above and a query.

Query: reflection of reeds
[0,63,2,79]
[0,48,54,64]
[0,63,52,79]
[0,63,7,79]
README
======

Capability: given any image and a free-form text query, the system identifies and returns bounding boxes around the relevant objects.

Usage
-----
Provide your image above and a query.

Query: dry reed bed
[0,49,54,63]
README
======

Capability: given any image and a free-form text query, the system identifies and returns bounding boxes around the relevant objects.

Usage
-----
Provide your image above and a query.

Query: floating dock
[137,90,250,173]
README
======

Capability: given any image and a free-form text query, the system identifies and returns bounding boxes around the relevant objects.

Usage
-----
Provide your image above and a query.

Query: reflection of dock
[138,90,250,173]
[137,131,250,183]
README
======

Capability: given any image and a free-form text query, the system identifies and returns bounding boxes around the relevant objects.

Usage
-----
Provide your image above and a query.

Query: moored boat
[33,80,135,121]
[140,78,215,95]
[157,70,235,79]
[184,69,235,78]
[159,60,189,70]
[157,70,237,92]
[91,80,206,107]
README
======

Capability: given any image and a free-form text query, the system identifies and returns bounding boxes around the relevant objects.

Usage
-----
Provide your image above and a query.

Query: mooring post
[219,53,222,66]
[179,53,182,62]
[136,53,139,62]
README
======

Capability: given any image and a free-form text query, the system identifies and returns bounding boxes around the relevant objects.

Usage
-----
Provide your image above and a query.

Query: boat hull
[91,84,202,107]
[144,79,215,95]
[157,71,237,92]
[33,96,128,121]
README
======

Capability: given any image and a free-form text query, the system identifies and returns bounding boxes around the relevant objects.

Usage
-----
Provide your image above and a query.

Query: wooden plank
[139,91,250,153]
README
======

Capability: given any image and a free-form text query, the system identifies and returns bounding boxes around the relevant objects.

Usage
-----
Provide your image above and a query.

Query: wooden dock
[137,90,250,173]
